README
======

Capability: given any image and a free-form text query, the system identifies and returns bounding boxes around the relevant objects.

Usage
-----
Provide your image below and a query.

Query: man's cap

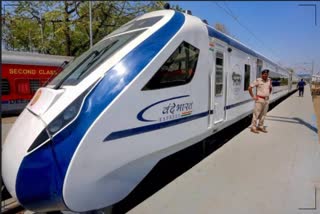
[261,69,270,74]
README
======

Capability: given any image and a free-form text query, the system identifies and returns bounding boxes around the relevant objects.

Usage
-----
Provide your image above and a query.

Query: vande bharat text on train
[2,7,299,213]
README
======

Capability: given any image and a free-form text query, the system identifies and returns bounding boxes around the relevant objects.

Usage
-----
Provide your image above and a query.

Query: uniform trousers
[251,98,269,129]
[298,88,304,96]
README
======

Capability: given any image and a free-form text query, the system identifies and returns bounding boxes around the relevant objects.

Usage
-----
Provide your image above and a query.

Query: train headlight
[28,96,85,152]
[48,119,63,134]
[47,93,86,136]
[63,105,77,121]
[46,82,98,136]
[27,81,98,153]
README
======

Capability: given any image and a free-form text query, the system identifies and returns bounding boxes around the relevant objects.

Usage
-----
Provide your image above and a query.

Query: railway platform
[128,86,320,214]
[2,88,319,214]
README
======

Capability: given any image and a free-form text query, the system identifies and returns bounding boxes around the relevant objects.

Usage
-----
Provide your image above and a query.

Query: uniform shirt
[250,77,272,97]
[297,81,305,89]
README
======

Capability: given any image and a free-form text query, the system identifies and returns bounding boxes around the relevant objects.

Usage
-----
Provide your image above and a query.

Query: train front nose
[2,109,66,212]
[2,109,43,199]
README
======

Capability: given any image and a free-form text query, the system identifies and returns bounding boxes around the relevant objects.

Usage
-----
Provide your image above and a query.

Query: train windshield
[108,16,163,37]
[48,29,145,87]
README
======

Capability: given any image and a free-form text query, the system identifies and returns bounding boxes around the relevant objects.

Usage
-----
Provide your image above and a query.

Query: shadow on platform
[266,115,318,133]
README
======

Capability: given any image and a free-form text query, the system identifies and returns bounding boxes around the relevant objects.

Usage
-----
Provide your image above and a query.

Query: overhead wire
[222,1,236,17]
[213,1,281,63]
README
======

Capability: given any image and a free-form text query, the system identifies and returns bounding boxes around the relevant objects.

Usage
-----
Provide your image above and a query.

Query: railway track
[1,184,24,214]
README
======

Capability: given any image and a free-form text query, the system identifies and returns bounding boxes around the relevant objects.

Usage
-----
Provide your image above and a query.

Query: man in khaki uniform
[248,69,272,133]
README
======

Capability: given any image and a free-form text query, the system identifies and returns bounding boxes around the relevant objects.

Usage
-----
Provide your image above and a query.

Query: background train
[1,51,73,115]
[2,9,299,213]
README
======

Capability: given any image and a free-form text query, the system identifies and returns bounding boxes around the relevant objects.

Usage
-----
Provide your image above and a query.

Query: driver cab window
[142,41,199,90]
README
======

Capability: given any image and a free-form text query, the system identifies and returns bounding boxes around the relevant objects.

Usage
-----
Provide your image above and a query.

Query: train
[1,51,73,115]
[2,9,299,212]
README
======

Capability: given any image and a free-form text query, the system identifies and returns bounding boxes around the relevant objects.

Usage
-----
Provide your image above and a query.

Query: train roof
[205,23,289,73]
[1,50,74,66]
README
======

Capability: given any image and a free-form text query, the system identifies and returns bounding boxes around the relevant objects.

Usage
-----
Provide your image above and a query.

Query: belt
[257,95,269,100]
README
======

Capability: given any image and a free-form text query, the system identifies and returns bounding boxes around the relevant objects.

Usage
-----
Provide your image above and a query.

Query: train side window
[280,76,288,86]
[30,80,41,93]
[142,41,200,90]
[269,71,280,87]
[2,79,10,95]
[244,64,250,91]
[16,79,31,95]
[215,52,224,96]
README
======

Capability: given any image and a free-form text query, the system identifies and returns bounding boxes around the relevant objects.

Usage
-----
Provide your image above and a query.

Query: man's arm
[248,86,258,101]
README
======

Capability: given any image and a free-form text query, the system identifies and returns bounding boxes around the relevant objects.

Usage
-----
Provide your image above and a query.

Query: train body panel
[2,9,298,212]
[62,11,212,211]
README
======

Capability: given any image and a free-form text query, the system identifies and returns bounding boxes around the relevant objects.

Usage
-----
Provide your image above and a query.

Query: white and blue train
[2,9,298,212]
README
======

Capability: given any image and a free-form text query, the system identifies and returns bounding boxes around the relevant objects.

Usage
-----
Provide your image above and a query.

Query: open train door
[209,43,227,126]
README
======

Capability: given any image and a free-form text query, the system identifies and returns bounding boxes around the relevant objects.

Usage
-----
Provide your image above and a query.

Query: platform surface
[129,87,320,214]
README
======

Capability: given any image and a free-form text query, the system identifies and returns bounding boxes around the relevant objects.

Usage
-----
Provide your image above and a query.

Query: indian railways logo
[30,89,42,106]
[137,95,193,123]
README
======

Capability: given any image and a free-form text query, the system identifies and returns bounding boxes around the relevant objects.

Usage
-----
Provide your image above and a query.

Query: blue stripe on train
[104,98,256,142]
[15,12,185,211]
[104,97,253,142]
[105,111,209,141]
[225,99,253,110]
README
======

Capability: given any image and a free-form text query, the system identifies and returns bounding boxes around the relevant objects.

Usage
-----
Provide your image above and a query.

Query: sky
[2,1,319,76]
[171,1,320,76]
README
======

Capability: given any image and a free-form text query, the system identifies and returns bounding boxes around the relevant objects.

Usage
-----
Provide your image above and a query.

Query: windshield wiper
[43,60,70,87]
[76,40,118,80]
[54,50,99,89]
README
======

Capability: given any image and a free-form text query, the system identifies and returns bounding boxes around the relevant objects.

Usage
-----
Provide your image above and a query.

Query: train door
[210,49,226,125]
